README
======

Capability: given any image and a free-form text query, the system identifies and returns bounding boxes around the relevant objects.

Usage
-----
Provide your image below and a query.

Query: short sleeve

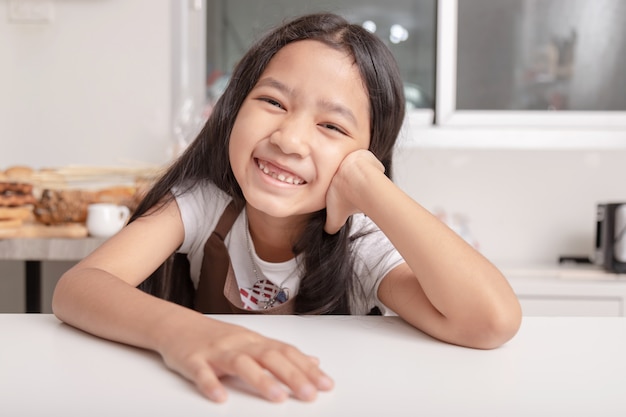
[349,214,405,315]
[172,181,231,285]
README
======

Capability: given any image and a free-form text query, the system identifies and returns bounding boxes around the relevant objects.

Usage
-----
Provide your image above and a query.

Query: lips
[256,158,306,185]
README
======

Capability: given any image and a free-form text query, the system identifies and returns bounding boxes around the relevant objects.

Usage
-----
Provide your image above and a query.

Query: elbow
[467,299,523,350]
[50,273,66,320]
[51,269,77,322]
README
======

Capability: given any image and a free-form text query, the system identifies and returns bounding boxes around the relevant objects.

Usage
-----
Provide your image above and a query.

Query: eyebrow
[255,77,359,128]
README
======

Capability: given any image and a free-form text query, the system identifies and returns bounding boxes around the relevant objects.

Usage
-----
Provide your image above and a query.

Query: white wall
[0,0,173,168]
[393,146,626,266]
[0,0,175,312]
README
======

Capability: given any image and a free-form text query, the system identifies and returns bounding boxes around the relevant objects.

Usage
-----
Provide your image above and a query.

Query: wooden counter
[0,235,105,261]
[0,236,106,312]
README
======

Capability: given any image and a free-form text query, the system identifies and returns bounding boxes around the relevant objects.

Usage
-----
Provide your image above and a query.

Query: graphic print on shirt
[240,278,289,310]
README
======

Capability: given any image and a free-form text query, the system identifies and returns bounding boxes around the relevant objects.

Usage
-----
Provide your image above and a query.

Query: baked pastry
[0,185,37,207]
[34,189,98,225]
[1,165,151,229]
[0,179,37,228]
[0,206,33,221]
[4,165,34,182]
[96,186,140,211]
[0,218,23,229]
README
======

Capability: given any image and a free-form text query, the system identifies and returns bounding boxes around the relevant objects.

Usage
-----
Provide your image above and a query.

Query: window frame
[183,0,626,149]
[436,0,626,129]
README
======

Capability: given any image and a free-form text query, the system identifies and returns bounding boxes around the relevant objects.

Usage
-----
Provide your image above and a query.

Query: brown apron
[194,201,295,314]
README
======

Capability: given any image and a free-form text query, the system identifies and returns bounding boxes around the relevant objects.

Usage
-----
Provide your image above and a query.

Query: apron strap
[194,201,242,313]
[194,200,296,315]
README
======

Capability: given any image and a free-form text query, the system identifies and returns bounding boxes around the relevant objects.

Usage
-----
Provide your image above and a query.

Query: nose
[269,114,311,157]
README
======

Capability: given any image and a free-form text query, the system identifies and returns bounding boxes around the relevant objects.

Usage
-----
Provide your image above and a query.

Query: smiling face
[229,40,371,220]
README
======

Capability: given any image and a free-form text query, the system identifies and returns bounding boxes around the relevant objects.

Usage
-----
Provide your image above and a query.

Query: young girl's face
[229,40,371,220]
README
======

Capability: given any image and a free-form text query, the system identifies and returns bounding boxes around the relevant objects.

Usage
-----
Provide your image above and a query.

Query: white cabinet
[503,266,626,317]
[517,296,622,317]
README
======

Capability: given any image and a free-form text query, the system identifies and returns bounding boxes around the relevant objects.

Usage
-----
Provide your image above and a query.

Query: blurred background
[1,0,625,312]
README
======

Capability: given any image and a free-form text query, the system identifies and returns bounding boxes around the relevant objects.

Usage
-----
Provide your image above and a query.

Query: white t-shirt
[174,181,404,315]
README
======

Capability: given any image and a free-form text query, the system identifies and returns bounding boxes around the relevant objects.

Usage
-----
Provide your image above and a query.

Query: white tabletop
[1,314,625,416]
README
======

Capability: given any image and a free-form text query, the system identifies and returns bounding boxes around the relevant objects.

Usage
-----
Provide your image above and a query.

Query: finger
[324,212,344,235]
[230,354,289,402]
[192,363,228,403]
[285,348,334,392]
[307,355,321,365]
[324,222,340,235]
[258,349,320,401]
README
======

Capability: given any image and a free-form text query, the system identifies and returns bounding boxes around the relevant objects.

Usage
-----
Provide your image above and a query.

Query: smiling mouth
[256,159,306,185]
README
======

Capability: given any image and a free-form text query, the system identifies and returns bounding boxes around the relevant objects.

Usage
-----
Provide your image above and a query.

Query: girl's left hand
[324,149,385,234]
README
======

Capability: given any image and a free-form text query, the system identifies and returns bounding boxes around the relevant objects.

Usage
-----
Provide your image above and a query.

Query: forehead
[259,40,370,124]
[265,39,362,84]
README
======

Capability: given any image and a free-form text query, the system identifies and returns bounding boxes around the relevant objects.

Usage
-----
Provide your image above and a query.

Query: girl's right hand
[324,149,386,234]
[156,316,334,403]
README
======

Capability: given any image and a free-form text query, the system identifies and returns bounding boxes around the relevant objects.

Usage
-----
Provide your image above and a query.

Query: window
[205,0,436,124]
[437,0,626,127]
[171,0,626,148]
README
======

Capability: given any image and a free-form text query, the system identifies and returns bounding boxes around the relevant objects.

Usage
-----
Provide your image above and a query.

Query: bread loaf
[0,218,24,229]
[0,206,33,221]
[4,165,34,182]
[34,189,97,225]
[0,183,36,237]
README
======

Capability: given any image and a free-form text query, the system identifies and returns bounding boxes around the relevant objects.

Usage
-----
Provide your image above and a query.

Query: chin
[246,195,323,219]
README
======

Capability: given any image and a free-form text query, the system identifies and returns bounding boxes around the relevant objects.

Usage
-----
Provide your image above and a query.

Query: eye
[259,97,284,109]
[319,123,347,136]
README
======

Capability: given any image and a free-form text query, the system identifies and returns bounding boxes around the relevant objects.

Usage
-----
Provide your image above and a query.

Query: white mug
[86,203,130,238]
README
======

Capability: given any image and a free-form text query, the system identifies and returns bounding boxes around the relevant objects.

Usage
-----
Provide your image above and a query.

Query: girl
[53,13,521,404]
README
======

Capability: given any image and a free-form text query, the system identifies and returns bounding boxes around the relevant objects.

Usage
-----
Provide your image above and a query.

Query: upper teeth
[258,160,304,185]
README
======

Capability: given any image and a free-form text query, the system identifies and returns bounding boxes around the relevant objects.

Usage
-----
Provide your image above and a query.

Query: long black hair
[134,13,405,314]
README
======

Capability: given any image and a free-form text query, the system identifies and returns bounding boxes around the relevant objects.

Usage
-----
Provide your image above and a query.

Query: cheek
[227,133,245,182]
[228,121,249,163]
[227,136,236,168]
[315,147,349,183]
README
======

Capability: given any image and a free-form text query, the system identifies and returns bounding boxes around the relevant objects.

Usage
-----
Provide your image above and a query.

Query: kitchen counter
[499,263,626,316]
[0,236,105,261]
[500,263,626,281]
[0,236,106,312]
[1,314,625,416]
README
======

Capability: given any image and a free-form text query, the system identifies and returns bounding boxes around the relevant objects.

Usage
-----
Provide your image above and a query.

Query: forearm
[52,267,333,403]
[351,166,520,326]
[52,267,207,354]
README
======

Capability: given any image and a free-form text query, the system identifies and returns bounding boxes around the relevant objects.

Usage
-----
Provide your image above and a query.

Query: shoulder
[349,213,377,235]
[348,214,390,249]
[174,180,231,253]
[173,180,229,204]
[348,213,405,309]
[349,213,402,265]
[173,180,230,216]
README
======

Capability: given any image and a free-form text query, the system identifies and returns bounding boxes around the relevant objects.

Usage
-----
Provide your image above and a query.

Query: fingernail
[298,383,317,401]
[317,375,334,390]
[268,385,287,402]
[208,388,227,403]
